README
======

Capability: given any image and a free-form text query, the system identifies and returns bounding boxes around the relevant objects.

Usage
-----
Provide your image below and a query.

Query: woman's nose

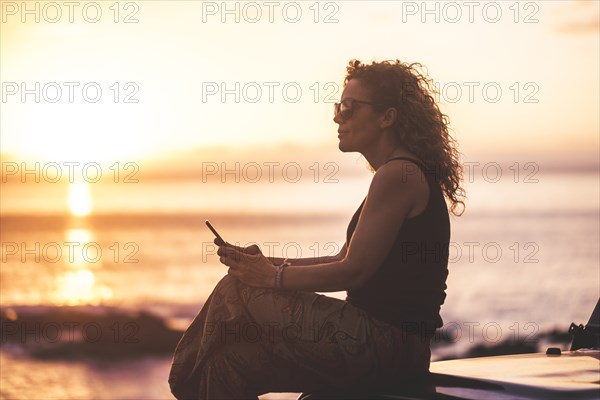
[333,111,343,124]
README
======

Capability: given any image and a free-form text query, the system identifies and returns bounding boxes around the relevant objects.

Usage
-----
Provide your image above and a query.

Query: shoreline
[0,305,573,361]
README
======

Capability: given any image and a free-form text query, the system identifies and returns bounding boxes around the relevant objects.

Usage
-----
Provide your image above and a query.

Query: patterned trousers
[169,275,432,399]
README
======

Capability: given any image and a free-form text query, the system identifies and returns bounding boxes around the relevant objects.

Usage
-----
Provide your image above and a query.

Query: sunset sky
[1,1,599,166]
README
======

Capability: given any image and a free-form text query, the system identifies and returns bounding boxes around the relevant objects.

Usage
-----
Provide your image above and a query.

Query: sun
[67,181,92,216]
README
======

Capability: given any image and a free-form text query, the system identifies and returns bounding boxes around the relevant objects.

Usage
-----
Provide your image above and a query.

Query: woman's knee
[212,273,243,296]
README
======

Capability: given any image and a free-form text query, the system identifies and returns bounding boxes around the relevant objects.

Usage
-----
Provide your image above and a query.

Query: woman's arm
[268,242,347,266]
[281,161,428,291]
[220,160,429,291]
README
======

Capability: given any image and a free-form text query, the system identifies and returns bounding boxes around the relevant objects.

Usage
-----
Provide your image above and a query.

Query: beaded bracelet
[275,258,291,289]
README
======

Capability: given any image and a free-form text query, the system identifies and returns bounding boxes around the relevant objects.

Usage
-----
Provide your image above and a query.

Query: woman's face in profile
[334,79,383,153]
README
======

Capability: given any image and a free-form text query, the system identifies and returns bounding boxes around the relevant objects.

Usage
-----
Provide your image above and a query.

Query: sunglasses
[333,99,379,120]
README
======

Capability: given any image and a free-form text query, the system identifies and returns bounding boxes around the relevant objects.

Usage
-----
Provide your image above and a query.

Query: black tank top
[345,157,450,334]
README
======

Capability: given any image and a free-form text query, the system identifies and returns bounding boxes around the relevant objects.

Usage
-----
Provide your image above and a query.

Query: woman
[169,59,465,399]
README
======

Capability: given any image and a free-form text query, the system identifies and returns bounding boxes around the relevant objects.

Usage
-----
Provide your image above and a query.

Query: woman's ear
[380,107,397,129]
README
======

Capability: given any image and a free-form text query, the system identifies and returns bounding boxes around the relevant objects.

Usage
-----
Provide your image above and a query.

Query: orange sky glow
[1,1,598,166]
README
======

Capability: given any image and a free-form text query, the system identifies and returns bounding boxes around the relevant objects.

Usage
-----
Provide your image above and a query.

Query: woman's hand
[216,243,277,288]
[213,239,268,258]
[213,238,249,252]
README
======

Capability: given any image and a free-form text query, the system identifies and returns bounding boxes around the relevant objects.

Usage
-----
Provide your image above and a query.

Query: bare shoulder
[371,159,427,191]
[369,159,429,218]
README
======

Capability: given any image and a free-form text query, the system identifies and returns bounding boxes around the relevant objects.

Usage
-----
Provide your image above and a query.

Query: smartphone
[205,219,225,244]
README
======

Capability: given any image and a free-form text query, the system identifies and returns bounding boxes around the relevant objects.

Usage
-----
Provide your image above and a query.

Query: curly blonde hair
[345,59,465,215]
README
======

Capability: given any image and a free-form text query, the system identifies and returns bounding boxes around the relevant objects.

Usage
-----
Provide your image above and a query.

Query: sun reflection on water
[65,229,93,268]
[51,228,113,306]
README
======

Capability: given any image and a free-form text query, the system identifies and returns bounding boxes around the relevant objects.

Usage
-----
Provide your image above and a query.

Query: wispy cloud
[554,1,599,34]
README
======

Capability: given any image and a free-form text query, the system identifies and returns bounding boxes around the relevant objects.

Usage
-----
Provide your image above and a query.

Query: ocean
[1,168,598,399]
